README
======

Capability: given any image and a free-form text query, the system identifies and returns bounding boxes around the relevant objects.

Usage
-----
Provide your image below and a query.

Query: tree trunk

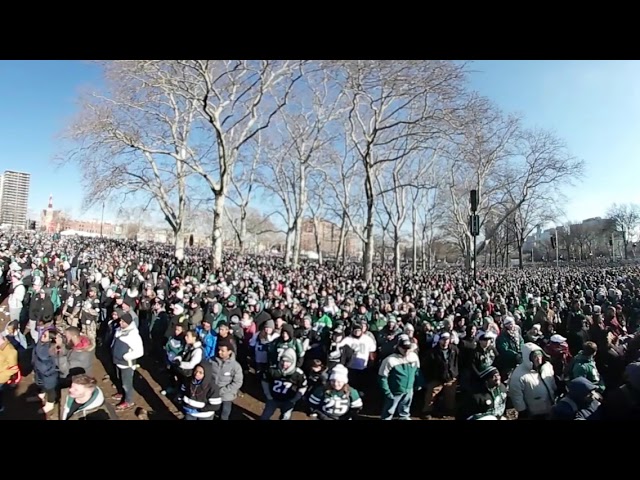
[411,217,418,274]
[336,214,347,264]
[284,226,295,266]
[362,223,374,282]
[292,218,302,268]
[394,228,401,278]
[211,193,225,270]
[518,242,523,269]
[174,227,185,260]
[313,218,323,266]
[238,209,247,254]
[292,167,307,268]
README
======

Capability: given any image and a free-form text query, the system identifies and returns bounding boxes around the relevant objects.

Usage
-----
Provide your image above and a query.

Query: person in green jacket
[269,323,304,367]
[378,334,423,420]
[495,317,524,379]
[567,341,605,391]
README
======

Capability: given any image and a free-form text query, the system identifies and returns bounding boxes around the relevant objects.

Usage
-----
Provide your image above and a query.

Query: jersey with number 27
[264,368,308,402]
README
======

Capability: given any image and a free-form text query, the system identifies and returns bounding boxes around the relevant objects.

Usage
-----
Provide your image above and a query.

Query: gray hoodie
[210,351,244,402]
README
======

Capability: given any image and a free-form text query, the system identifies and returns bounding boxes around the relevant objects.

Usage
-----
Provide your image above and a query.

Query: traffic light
[609,238,613,247]
[470,190,479,213]
[550,235,556,250]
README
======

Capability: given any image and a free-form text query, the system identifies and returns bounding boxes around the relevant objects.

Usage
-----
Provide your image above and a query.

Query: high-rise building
[0,170,31,228]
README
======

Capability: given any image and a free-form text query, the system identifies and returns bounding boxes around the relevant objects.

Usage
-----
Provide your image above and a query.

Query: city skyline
[1,60,640,223]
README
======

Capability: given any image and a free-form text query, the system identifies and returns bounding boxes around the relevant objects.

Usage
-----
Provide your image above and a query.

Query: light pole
[469,189,479,281]
[555,226,559,267]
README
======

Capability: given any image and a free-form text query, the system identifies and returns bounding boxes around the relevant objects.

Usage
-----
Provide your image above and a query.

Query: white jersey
[340,335,377,370]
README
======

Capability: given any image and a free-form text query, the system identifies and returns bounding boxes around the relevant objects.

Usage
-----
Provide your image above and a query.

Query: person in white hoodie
[8,270,25,324]
[110,312,144,411]
[509,342,557,420]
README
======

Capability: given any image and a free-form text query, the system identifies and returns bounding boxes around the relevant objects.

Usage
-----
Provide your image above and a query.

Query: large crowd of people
[2,231,640,420]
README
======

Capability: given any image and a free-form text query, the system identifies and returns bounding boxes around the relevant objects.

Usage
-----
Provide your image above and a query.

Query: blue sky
[0,60,638,225]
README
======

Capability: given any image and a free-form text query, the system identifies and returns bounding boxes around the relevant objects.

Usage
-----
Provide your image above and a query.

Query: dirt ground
[0,294,465,421]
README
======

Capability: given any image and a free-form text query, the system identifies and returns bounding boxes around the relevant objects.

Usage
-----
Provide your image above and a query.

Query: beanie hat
[330,364,349,384]
[264,319,275,330]
[120,313,133,325]
[479,365,498,380]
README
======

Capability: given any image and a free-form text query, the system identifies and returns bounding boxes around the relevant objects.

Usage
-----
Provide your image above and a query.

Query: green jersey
[308,386,363,420]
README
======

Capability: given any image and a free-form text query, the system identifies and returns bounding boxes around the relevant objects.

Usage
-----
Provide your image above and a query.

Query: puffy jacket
[378,351,423,396]
[58,335,95,378]
[111,323,144,369]
[508,342,557,416]
[210,352,244,402]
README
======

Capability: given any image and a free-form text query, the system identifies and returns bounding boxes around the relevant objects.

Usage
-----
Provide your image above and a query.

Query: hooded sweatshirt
[261,348,308,403]
[179,362,222,418]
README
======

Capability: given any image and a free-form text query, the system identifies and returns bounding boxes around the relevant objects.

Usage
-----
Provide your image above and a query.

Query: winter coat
[175,341,204,376]
[567,352,604,390]
[29,294,54,323]
[550,377,600,420]
[195,326,217,361]
[424,344,459,384]
[58,335,95,378]
[179,362,222,418]
[111,323,144,369]
[508,343,557,416]
[210,352,244,401]
[33,341,59,391]
[61,387,118,420]
[459,382,508,420]
[378,350,423,396]
[496,330,524,372]
[0,342,19,384]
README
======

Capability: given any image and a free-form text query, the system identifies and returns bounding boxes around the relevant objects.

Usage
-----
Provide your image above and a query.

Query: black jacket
[179,362,222,416]
[29,293,54,323]
[425,345,459,383]
[457,382,508,420]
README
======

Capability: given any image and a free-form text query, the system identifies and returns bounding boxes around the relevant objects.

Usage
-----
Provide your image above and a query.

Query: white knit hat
[330,364,349,384]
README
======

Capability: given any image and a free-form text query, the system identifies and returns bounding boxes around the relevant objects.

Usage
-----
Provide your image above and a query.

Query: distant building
[65,219,115,237]
[300,218,361,258]
[0,170,30,228]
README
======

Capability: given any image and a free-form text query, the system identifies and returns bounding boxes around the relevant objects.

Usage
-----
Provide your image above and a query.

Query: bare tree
[306,173,331,265]
[510,193,560,268]
[164,60,305,269]
[337,60,469,282]
[606,203,640,259]
[58,61,199,258]
[377,142,439,276]
[324,141,363,264]
[442,102,521,267]
[223,134,263,253]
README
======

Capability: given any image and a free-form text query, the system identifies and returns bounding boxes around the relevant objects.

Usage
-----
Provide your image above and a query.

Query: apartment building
[0,170,30,228]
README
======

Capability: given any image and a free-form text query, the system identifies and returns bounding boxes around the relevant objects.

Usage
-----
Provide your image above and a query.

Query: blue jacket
[32,341,59,390]
[196,326,217,361]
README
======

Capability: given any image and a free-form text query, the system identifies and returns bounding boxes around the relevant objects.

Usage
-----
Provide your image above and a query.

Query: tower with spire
[44,194,55,232]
